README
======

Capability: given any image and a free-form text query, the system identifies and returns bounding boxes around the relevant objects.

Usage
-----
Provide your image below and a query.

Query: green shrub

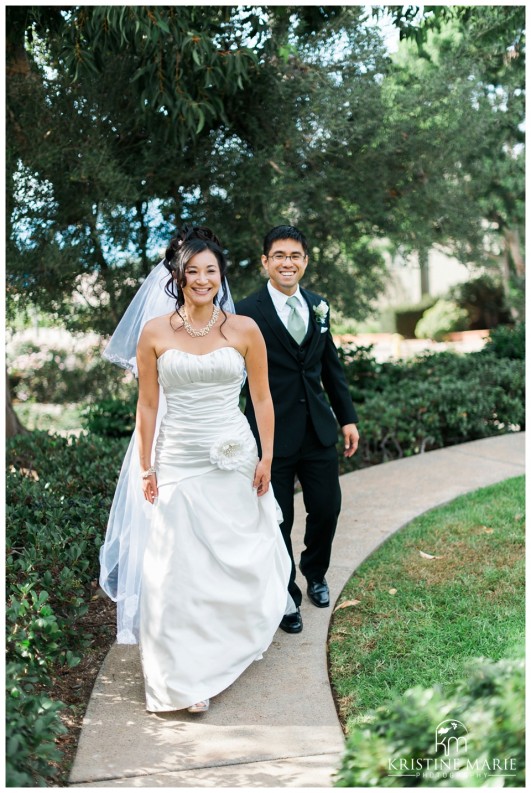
[83,395,137,437]
[415,299,469,341]
[483,323,525,361]
[335,655,525,787]
[6,663,67,787]
[337,345,383,404]
[6,431,128,786]
[450,274,513,329]
[337,347,524,470]
[381,296,436,338]
[7,336,134,404]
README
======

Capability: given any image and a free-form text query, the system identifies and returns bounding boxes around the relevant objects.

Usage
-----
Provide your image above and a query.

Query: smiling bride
[99,225,291,715]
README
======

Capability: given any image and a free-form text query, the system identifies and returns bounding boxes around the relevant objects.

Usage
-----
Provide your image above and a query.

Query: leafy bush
[450,274,513,329]
[415,299,469,341]
[335,654,525,787]
[338,345,524,470]
[7,331,134,404]
[483,323,525,361]
[83,395,137,437]
[380,296,436,338]
[6,663,66,788]
[6,431,128,786]
[337,345,383,404]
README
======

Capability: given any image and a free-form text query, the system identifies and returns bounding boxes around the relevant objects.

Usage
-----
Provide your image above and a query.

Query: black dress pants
[271,420,341,608]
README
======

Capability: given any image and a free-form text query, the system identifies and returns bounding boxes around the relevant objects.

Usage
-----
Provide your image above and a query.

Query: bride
[99,225,291,714]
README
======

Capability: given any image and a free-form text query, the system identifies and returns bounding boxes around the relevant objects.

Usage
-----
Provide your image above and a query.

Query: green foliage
[58,6,259,147]
[6,6,388,328]
[11,402,84,433]
[450,275,513,329]
[7,338,133,405]
[380,6,524,298]
[484,323,525,361]
[6,431,128,786]
[83,396,137,438]
[338,344,524,469]
[335,655,525,787]
[7,6,524,332]
[415,299,469,341]
[388,296,437,338]
[6,665,67,788]
[337,345,382,405]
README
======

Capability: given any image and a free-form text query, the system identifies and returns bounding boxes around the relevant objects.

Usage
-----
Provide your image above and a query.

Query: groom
[236,225,359,633]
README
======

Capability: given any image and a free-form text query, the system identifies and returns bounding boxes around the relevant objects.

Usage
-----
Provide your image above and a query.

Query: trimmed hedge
[335,654,525,787]
[484,322,525,361]
[337,337,524,470]
[82,394,137,437]
[415,299,469,341]
[6,432,128,786]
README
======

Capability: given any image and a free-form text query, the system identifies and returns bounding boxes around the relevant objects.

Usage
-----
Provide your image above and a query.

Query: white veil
[99,259,234,643]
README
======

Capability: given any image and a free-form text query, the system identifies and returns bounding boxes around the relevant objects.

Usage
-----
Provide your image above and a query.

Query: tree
[379,6,525,307]
[6,6,264,332]
[7,6,525,381]
[8,6,394,332]
[6,6,393,434]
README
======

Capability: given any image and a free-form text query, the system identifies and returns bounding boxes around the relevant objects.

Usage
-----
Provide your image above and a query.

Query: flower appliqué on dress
[210,438,253,470]
[313,301,329,325]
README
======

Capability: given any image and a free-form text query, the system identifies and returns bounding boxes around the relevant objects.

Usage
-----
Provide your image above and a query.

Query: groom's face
[261,238,308,296]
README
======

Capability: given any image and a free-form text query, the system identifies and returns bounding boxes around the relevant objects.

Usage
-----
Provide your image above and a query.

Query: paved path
[70,433,525,788]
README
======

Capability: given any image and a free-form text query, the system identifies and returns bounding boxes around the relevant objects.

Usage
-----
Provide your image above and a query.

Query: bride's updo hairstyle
[163,224,230,312]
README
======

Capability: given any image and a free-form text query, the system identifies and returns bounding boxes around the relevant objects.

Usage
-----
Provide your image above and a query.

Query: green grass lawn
[328,476,525,734]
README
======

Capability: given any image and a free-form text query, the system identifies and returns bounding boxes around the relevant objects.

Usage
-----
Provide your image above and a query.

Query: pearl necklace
[181,305,220,337]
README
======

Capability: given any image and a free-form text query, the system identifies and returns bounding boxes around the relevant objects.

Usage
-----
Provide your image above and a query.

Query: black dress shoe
[279,608,303,633]
[307,578,330,608]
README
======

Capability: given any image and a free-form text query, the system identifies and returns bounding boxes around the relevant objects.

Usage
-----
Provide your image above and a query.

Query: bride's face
[181,250,221,306]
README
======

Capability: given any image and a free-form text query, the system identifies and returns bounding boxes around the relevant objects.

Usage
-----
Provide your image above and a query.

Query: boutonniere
[313,301,329,325]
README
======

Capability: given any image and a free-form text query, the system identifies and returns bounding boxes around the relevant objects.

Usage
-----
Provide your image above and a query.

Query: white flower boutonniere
[313,300,329,325]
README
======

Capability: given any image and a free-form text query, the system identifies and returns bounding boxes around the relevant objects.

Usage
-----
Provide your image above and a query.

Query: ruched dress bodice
[155,346,257,484]
[139,346,291,712]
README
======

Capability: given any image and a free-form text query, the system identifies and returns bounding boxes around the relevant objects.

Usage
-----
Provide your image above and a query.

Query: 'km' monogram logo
[435,720,469,756]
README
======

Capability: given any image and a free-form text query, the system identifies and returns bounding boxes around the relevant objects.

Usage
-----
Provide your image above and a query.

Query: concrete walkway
[69,433,525,788]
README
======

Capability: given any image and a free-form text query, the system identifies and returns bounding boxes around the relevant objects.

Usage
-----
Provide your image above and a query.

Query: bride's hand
[253,459,271,496]
[142,473,158,503]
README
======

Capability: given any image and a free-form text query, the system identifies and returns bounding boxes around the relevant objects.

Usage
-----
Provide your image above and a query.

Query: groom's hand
[342,423,359,458]
[253,459,271,496]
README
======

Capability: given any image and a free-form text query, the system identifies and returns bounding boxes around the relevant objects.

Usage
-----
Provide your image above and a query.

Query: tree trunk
[419,248,430,296]
[5,369,29,438]
[500,229,524,321]
[505,227,525,278]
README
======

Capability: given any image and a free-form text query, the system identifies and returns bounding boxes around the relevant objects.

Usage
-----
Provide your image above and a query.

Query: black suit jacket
[236,285,358,457]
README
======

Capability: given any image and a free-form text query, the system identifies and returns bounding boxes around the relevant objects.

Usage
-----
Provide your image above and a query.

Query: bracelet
[141,467,157,479]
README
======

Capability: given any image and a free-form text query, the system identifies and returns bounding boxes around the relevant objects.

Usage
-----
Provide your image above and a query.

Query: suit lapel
[256,286,300,360]
[300,288,321,357]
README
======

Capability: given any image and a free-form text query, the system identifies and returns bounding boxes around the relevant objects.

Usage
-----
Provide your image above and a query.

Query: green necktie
[286,296,306,344]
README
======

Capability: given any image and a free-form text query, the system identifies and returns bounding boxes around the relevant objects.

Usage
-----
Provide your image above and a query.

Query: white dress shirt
[267,281,310,334]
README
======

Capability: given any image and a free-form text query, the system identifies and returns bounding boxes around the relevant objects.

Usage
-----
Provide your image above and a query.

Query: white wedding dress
[139,345,291,711]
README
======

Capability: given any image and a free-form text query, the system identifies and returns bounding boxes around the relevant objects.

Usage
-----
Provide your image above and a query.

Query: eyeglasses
[268,253,306,264]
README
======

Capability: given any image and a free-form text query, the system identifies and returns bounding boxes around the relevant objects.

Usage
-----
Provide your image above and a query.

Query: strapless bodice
[154,346,256,485]
[157,345,244,390]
